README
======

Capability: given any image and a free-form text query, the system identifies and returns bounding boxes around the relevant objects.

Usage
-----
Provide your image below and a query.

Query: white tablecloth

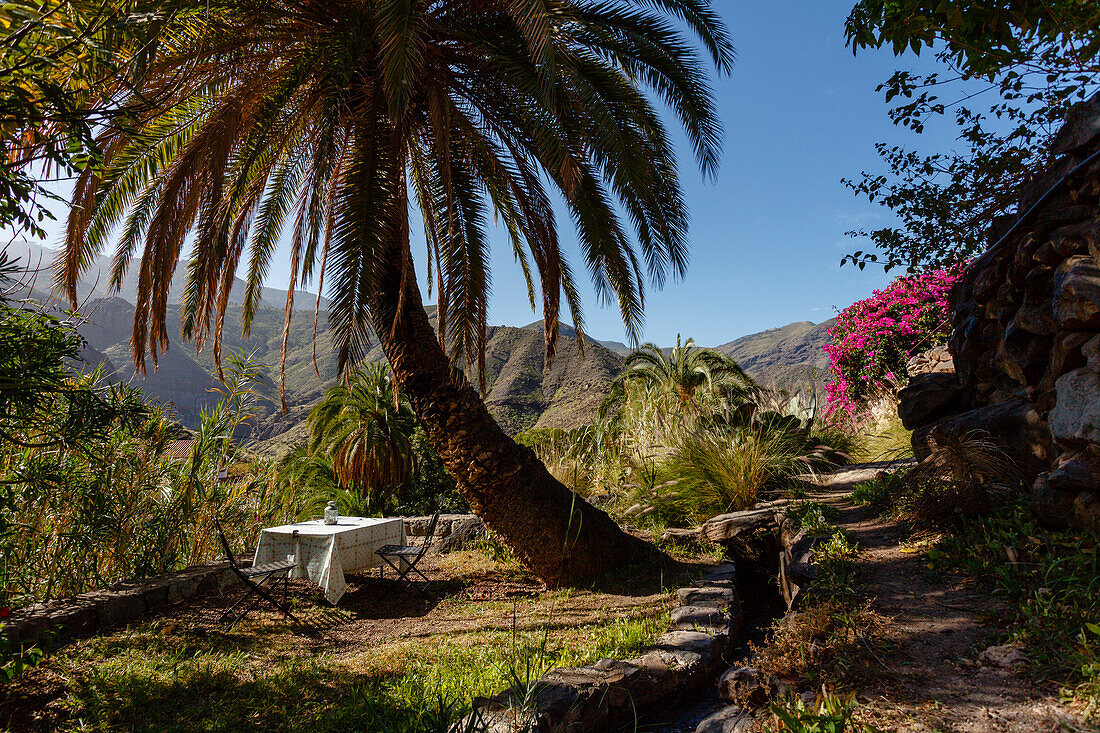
[253,517,404,605]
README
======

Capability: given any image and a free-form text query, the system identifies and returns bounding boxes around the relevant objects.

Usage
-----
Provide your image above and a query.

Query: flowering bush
[824,264,966,418]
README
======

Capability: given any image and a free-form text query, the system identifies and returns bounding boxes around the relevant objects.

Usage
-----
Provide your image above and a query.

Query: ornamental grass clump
[823,265,965,419]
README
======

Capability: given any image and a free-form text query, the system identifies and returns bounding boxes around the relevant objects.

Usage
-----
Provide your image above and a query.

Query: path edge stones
[457,562,742,733]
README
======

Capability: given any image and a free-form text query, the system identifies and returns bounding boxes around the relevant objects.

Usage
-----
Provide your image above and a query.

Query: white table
[253,517,405,605]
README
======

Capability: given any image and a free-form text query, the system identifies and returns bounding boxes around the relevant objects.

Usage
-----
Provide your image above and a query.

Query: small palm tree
[600,335,757,420]
[307,364,416,514]
[272,447,368,519]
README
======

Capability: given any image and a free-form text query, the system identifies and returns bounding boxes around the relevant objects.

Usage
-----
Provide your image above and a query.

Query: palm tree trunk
[364,188,667,588]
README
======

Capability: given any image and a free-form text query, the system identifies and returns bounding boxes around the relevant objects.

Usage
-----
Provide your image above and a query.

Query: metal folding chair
[376,510,441,599]
[214,518,302,627]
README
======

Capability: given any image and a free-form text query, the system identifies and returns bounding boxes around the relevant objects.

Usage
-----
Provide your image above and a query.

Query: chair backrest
[421,509,443,551]
[213,518,240,570]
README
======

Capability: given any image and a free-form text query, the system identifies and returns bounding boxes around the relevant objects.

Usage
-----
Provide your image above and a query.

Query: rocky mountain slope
[6,240,326,312]
[20,287,624,447]
[6,243,837,448]
[715,319,835,389]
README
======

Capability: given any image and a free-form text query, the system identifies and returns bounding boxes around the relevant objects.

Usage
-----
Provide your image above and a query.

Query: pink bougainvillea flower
[823,263,966,421]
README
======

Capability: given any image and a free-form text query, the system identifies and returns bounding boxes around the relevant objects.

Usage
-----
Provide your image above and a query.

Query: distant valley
[7,242,835,455]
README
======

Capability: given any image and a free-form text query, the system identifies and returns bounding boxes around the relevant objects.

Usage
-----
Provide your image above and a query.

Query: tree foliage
[599,335,757,421]
[842,0,1100,272]
[307,364,418,515]
[0,254,285,608]
[0,0,177,237]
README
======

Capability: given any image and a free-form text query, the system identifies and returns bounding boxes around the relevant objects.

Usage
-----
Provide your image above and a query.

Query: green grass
[926,501,1100,719]
[764,691,883,733]
[3,606,670,732]
[849,476,896,514]
[785,501,859,598]
[787,501,842,534]
[851,409,912,464]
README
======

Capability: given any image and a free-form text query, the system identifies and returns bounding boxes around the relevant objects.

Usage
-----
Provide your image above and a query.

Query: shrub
[824,264,965,419]
[751,601,886,693]
[649,427,804,523]
[898,430,1021,526]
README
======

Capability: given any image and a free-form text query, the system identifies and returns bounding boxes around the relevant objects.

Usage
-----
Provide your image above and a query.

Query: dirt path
[812,465,1087,733]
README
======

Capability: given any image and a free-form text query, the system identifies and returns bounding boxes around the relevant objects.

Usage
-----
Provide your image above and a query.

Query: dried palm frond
[902,429,1023,523]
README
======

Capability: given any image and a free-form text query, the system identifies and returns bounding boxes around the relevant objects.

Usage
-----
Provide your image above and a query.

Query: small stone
[670,605,730,634]
[694,705,754,733]
[1050,369,1100,443]
[1073,490,1100,532]
[896,372,967,429]
[677,586,733,609]
[978,643,1027,668]
[1083,335,1100,372]
[1053,256,1100,330]
[718,666,762,704]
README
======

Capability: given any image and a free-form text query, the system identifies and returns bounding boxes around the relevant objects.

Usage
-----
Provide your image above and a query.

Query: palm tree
[59,0,734,586]
[273,446,367,519]
[307,364,417,514]
[600,335,757,420]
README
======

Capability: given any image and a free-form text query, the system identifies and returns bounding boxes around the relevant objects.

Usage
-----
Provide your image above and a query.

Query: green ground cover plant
[1,542,677,733]
[765,691,883,733]
[40,614,668,733]
[853,455,1098,719]
[928,501,1100,719]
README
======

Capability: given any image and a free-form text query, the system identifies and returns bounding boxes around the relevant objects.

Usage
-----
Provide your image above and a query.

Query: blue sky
[15,0,971,348]
[450,0,963,347]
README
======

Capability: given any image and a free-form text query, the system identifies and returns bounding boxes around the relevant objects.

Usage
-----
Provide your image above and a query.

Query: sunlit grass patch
[3,574,675,732]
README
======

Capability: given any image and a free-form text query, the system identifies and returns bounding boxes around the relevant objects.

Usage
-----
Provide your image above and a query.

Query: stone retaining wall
[898,92,1100,531]
[3,514,481,651]
[459,563,741,732]
[3,557,245,648]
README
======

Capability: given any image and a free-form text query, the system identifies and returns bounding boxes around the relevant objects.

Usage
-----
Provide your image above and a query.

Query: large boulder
[1050,92,1100,155]
[897,372,970,430]
[1031,457,1100,525]
[1053,256,1100,330]
[1050,368,1100,445]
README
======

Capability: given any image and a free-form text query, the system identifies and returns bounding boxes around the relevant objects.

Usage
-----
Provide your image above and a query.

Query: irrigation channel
[637,559,786,732]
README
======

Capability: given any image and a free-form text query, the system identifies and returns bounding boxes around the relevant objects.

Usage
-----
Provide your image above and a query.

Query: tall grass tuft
[891,430,1019,528]
[655,427,804,523]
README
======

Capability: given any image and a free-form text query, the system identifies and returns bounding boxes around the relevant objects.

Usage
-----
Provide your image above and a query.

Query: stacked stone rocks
[459,564,741,732]
[898,92,1100,532]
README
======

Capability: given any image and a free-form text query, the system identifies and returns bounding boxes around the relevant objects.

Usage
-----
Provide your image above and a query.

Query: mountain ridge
[5,242,836,451]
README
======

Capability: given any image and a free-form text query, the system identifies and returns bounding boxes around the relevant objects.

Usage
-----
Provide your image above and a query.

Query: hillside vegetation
[12,244,835,451]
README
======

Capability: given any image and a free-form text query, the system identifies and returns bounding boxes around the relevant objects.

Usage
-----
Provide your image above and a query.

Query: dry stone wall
[4,558,244,649]
[899,92,1100,531]
[459,564,741,732]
